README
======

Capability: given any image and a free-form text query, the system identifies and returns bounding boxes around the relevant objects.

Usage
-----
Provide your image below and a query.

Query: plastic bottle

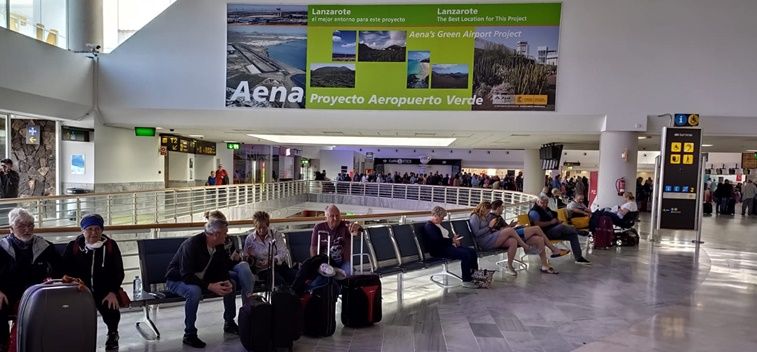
[133,276,142,299]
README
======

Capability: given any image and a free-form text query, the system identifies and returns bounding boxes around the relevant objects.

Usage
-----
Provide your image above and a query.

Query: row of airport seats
[125,219,520,339]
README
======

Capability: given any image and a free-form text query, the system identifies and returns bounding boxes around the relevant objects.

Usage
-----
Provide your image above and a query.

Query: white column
[523,149,544,196]
[595,131,638,208]
[68,0,104,52]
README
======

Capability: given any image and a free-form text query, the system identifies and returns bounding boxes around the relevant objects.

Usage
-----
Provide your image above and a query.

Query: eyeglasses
[14,222,34,229]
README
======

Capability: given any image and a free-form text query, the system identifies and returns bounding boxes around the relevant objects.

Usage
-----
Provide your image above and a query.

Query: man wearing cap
[62,214,125,351]
[165,212,238,348]
[0,208,62,352]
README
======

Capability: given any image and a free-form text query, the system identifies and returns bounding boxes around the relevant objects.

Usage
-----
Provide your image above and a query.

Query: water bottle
[133,276,142,299]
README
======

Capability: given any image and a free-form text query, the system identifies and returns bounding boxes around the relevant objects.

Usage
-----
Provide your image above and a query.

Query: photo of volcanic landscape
[358,31,407,62]
[226,5,307,108]
[431,64,469,89]
[310,64,356,88]
[471,26,559,111]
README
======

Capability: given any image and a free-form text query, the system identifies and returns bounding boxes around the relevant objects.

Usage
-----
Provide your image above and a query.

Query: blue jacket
[422,221,453,257]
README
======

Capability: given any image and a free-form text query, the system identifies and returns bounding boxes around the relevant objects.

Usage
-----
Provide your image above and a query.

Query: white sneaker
[462,281,478,289]
[505,266,518,277]
[318,263,335,277]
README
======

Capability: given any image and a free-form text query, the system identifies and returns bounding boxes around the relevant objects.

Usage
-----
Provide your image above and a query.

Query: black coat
[62,235,125,300]
[165,232,232,289]
[0,170,19,198]
[423,221,454,258]
[0,235,62,302]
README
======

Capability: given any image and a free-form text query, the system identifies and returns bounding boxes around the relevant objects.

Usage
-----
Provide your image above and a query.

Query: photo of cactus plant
[471,26,559,111]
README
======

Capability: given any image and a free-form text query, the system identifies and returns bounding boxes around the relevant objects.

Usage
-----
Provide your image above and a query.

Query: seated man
[165,212,239,348]
[309,205,362,275]
[529,196,592,265]
[424,206,479,288]
[0,208,62,352]
[595,192,638,228]
[567,194,591,218]
[244,211,295,287]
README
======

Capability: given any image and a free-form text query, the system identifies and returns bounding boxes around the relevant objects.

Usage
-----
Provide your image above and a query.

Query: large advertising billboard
[226,3,561,111]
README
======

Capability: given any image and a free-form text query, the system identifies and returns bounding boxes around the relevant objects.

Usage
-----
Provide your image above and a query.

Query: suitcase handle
[350,228,367,274]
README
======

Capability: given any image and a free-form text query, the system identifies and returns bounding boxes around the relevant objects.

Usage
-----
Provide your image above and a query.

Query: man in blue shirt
[529,195,591,265]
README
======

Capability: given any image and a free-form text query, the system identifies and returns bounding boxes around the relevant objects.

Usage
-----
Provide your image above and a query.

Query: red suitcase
[592,214,614,249]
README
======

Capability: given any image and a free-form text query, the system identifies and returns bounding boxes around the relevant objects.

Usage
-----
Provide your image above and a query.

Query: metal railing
[0,180,537,228]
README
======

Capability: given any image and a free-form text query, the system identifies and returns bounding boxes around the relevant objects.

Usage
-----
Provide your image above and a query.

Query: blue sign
[665,185,673,192]
[673,186,681,192]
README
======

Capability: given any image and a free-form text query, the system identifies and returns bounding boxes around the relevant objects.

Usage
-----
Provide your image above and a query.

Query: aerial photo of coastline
[358,31,407,62]
[332,30,357,62]
[226,5,307,108]
[431,64,469,89]
[407,51,430,88]
[310,64,356,88]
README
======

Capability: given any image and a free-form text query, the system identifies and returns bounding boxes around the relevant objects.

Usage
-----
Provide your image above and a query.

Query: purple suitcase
[16,281,97,352]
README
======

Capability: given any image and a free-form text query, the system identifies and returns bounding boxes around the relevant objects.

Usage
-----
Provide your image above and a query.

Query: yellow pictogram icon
[688,114,699,126]
[683,143,694,153]
[671,142,681,152]
[683,154,693,164]
[670,154,681,164]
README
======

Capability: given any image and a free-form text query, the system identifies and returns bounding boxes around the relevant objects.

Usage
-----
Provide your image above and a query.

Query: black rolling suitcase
[341,231,382,328]
[16,279,97,352]
[268,241,302,351]
[239,242,278,352]
[238,295,273,352]
[301,280,339,337]
[703,202,713,215]
[301,232,338,337]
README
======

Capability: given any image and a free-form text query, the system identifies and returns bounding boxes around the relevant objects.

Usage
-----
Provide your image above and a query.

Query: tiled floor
[99,213,757,351]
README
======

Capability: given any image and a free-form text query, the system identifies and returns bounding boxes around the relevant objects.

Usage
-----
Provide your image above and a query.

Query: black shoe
[223,320,239,335]
[575,257,592,265]
[183,334,207,348]
[105,331,119,350]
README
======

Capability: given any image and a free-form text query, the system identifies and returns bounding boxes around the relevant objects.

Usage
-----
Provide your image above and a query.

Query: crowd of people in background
[706,178,757,216]
[331,170,527,192]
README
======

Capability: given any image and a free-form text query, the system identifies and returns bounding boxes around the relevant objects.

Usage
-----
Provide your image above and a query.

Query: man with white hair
[0,208,62,352]
[165,210,239,348]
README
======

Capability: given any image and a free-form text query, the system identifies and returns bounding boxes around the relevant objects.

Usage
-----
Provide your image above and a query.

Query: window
[8,0,67,48]
[1,0,7,28]
[103,0,176,53]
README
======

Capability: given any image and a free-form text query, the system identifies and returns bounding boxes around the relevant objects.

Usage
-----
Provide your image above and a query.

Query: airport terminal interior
[1,0,757,351]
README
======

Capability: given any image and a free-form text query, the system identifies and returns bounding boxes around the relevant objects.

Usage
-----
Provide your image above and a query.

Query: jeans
[742,197,754,215]
[229,261,255,299]
[437,246,478,282]
[166,280,237,336]
[545,224,584,260]
[94,293,121,333]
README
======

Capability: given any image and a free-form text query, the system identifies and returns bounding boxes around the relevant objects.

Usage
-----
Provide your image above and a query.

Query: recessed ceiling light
[637,136,650,140]
[223,140,238,143]
[746,149,757,152]
[247,134,456,147]
[155,127,164,130]
[702,144,713,147]
[189,134,204,138]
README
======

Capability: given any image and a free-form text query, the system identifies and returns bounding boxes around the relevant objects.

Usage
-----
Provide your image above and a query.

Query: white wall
[96,0,757,134]
[94,123,164,184]
[195,154,215,183]
[167,151,191,181]
[0,28,93,119]
[706,152,742,169]
[60,140,95,186]
[319,150,356,179]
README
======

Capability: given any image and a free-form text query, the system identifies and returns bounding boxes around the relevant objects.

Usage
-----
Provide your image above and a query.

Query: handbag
[471,269,495,289]
[116,288,131,308]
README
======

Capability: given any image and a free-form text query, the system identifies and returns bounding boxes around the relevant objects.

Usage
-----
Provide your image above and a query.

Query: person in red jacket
[215,164,228,185]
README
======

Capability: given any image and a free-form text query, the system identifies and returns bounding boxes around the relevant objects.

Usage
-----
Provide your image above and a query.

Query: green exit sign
[134,127,156,137]
[227,142,241,150]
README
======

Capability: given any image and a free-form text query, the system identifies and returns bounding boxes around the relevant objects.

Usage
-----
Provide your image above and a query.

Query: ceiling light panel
[248,134,455,147]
